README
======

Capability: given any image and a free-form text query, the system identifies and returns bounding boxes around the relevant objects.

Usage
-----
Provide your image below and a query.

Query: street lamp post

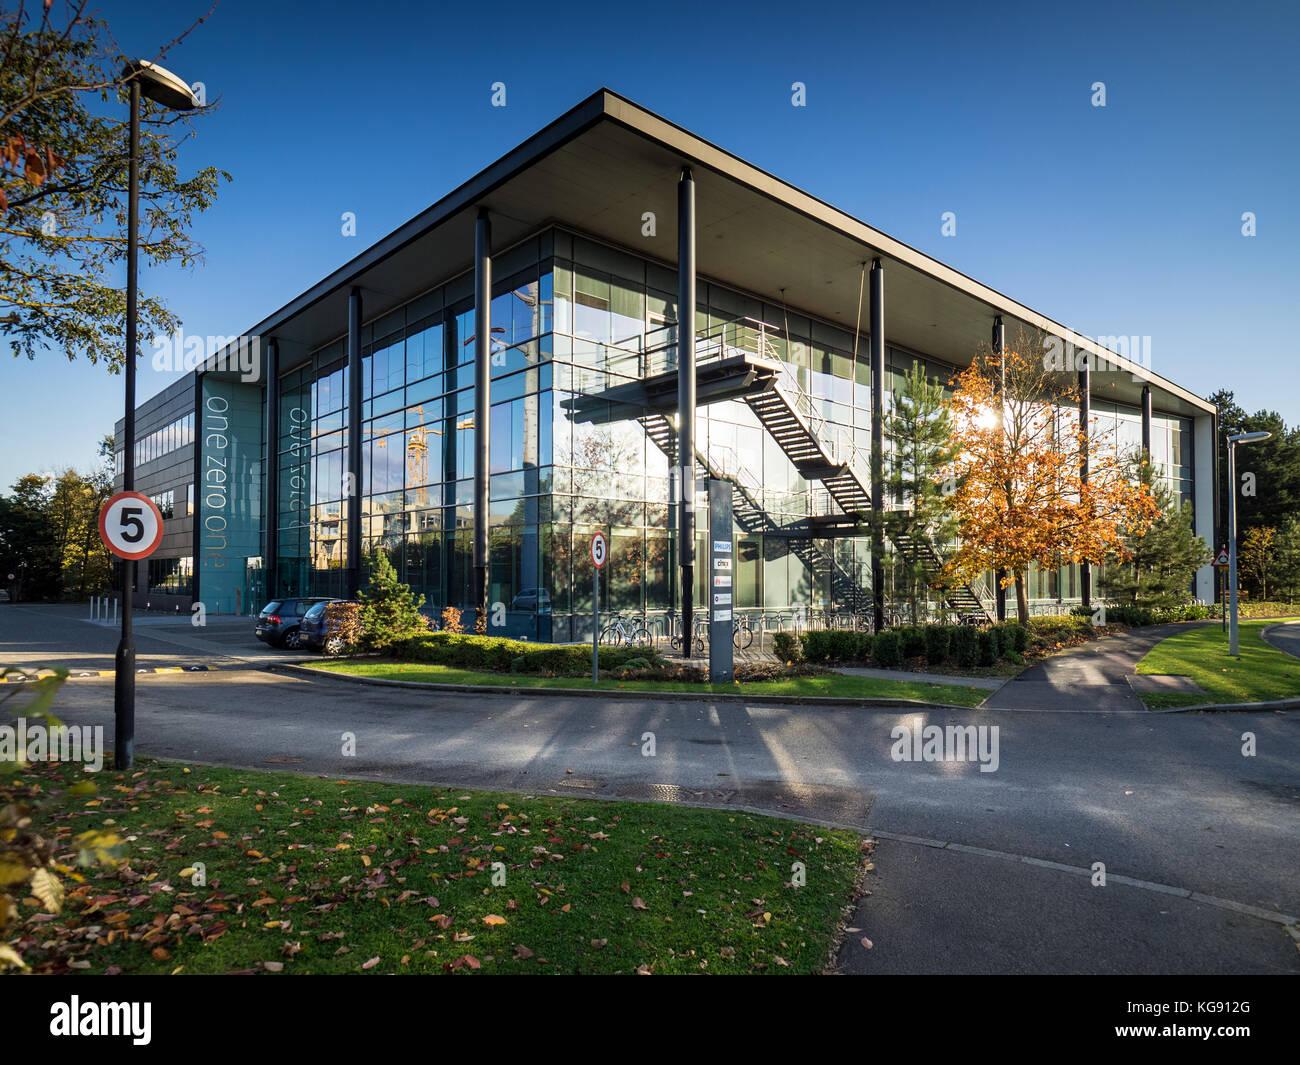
[1226,430,1272,656]
[114,61,197,770]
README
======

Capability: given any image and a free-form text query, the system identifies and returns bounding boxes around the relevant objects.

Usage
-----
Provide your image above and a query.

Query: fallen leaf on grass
[361,956,380,970]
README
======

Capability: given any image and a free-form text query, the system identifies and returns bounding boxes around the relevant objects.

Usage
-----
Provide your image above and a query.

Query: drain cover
[557,777,605,791]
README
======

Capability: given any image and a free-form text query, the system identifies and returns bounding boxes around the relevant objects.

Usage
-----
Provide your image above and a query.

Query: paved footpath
[984,622,1209,712]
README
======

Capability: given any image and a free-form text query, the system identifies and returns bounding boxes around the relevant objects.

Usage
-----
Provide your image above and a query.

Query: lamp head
[121,59,197,111]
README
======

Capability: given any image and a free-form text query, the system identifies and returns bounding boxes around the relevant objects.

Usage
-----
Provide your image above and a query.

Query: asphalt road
[4,605,1298,973]
[0,603,308,672]
[1264,619,1300,660]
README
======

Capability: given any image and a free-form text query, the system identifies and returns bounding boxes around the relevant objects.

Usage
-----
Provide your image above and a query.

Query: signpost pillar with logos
[708,479,734,682]
[591,532,607,683]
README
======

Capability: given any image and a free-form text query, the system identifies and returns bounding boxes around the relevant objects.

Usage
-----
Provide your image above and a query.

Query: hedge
[872,629,902,668]
[509,643,658,676]
[801,629,872,664]
[772,632,803,663]
[923,625,952,666]
[395,632,657,675]
[952,626,980,669]
[1071,602,1212,626]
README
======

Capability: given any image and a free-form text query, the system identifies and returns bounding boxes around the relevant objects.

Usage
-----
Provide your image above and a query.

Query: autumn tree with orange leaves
[943,329,1159,620]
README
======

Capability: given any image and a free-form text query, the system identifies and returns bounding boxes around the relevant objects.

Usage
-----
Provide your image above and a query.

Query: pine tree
[1101,455,1209,607]
[883,362,958,624]
[359,552,426,655]
[1239,526,1277,601]
[1273,515,1300,603]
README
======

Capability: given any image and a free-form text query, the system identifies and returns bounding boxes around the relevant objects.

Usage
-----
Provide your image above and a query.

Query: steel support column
[1079,356,1092,609]
[346,288,362,598]
[474,209,492,627]
[677,168,697,656]
[264,337,280,600]
[870,258,885,632]
[993,315,1007,622]
[1141,384,1152,456]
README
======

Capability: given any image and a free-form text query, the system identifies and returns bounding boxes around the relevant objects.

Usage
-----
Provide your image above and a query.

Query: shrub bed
[394,632,658,675]
[872,629,902,668]
[788,621,1029,672]
[1071,602,1212,626]
[801,629,872,663]
[772,631,803,663]
[952,626,980,669]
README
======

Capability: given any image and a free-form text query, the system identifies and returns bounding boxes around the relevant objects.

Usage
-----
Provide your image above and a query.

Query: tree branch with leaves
[1,0,227,369]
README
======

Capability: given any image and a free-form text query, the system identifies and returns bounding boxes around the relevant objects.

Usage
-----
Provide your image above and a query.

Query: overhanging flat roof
[204,89,1213,419]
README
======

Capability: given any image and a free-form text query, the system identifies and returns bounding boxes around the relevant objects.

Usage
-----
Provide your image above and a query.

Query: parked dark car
[255,598,334,650]
[511,587,551,612]
[300,599,355,654]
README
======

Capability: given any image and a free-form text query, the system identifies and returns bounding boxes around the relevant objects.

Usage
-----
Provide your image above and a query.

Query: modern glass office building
[116,90,1218,639]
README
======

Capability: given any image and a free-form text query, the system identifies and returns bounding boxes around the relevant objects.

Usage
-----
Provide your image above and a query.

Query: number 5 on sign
[591,532,607,569]
[99,491,165,560]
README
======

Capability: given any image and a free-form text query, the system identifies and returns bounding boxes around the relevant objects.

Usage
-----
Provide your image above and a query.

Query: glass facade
[266,224,1198,632]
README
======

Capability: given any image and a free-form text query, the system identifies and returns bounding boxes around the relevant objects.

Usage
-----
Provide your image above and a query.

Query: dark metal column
[869,257,885,633]
[113,78,141,769]
[346,288,362,598]
[1141,384,1152,457]
[677,167,697,656]
[474,209,492,627]
[264,338,280,600]
[992,315,1007,622]
[1079,355,1092,609]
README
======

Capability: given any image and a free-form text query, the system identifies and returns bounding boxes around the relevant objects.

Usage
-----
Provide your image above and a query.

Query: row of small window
[116,413,196,474]
[147,486,193,520]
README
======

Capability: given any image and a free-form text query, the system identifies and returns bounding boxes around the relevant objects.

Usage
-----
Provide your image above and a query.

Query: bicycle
[600,614,652,646]
[732,614,754,650]
[669,616,707,655]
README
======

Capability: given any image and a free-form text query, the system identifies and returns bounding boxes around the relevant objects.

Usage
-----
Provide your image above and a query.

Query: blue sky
[4,0,1296,488]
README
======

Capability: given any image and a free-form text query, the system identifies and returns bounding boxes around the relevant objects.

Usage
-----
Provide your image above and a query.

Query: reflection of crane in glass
[407,405,435,507]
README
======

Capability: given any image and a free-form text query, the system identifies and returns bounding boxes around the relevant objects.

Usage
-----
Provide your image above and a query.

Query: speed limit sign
[590,531,607,569]
[99,491,165,560]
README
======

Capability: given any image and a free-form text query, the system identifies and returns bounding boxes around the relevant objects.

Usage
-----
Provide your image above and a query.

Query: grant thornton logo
[49,997,151,1045]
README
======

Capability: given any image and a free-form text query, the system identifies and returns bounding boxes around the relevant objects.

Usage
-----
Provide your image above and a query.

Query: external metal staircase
[691,318,992,624]
[578,316,993,624]
[887,530,990,623]
[640,411,872,610]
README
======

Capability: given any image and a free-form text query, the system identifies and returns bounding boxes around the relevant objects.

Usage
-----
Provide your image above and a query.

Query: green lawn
[6,758,864,975]
[1135,617,1300,710]
[305,659,989,708]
